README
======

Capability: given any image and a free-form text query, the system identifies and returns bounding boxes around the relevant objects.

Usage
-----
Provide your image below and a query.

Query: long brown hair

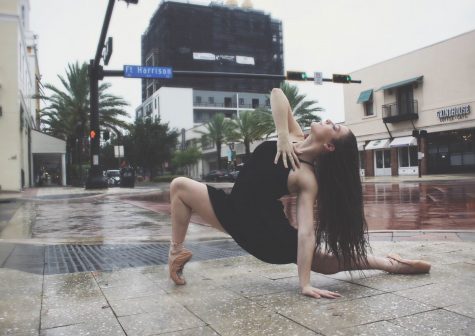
[314,131,369,269]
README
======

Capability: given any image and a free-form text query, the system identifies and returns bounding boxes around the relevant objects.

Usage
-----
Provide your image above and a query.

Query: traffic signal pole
[100,69,362,83]
[86,0,120,189]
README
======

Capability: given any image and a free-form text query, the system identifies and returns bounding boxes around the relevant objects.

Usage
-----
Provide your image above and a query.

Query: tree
[233,110,269,161]
[40,62,129,168]
[254,82,324,135]
[172,146,202,174]
[197,113,237,170]
[126,118,178,179]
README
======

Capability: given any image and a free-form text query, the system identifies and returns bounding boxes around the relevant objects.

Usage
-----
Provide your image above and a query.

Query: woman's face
[310,119,350,149]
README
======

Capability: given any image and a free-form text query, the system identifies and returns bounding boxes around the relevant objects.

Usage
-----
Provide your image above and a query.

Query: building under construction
[141,0,284,101]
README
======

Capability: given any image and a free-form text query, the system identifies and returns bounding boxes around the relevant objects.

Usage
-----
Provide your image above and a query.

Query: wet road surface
[0,181,473,243]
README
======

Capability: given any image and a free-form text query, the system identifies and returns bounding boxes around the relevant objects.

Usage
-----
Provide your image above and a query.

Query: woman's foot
[168,248,193,285]
[386,254,431,274]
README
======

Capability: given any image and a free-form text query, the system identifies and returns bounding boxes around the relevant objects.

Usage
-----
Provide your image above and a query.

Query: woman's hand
[274,133,302,170]
[301,285,342,299]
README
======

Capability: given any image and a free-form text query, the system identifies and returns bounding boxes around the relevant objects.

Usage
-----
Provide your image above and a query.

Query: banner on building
[193,52,255,65]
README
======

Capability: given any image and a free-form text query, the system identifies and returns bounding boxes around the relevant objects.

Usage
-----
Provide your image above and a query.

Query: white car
[106,170,121,186]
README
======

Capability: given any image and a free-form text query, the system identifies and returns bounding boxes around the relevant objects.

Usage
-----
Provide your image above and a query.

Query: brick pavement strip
[0,241,473,335]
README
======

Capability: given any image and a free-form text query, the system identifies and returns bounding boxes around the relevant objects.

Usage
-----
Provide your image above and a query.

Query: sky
[29,0,475,124]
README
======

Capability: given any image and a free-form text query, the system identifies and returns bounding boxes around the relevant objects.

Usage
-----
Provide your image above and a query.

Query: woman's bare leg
[311,251,430,275]
[168,177,227,285]
[170,177,226,246]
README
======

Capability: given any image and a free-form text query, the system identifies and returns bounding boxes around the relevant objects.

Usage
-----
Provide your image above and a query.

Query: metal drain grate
[44,240,248,275]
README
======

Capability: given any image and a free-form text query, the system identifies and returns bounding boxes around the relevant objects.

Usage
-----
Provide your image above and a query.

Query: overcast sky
[29,0,475,125]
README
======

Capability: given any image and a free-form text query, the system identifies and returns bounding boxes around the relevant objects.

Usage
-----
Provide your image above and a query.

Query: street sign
[314,72,323,85]
[123,65,173,79]
[114,145,124,158]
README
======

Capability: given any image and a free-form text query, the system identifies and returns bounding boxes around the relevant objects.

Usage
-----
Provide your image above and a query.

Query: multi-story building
[136,0,283,176]
[141,0,283,101]
[343,30,475,177]
[0,0,66,191]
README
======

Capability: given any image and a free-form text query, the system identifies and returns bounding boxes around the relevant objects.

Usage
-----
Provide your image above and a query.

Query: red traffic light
[90,130,96,139]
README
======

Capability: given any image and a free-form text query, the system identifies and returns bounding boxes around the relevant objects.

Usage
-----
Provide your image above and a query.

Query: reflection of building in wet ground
[344,30,475,177]
[136,0,284,177]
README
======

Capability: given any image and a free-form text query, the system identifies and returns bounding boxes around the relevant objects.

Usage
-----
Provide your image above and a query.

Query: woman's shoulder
[288,165,318,195]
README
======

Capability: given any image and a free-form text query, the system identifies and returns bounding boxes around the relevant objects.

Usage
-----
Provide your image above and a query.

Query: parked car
[203,170,238,182]
[106,170,121,186]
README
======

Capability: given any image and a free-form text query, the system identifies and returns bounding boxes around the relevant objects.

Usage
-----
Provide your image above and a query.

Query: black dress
[207,141,298,264]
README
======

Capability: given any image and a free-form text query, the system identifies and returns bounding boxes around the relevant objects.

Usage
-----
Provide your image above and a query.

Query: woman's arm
[271,88,302,170]
[296,176,342,299]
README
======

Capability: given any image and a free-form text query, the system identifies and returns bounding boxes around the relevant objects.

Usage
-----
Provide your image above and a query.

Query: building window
[364,100,374,116]
[265,98,270,107]
[239,98,244,106]
[196,96,202,104]
[224,97,232,107]
[208,97,214,104]
[359,151,365,170]
[252,98,259,108]
[399,147,418,167]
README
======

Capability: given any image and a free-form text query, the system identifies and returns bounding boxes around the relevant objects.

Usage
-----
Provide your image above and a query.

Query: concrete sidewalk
[1,240,474,336]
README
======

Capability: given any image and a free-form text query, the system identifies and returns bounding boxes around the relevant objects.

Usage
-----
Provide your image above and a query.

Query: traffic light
[103,130,110,141]
[332,74,352,83]
[286,71,308,81]
[90,130,96,139]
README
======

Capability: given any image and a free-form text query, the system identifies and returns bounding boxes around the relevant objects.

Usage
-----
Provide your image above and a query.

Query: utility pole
[86,0,138,189]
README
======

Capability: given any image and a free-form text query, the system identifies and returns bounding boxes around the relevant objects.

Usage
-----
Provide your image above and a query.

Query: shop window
[409,147,418,166]
[451,153,463,166]
[376,151,383,168]
[399,147,418,167]
[358,151,365,170]
[399,148,409,167]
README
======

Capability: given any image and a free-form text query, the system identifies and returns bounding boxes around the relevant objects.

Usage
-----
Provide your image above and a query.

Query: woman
[168,88,431,299]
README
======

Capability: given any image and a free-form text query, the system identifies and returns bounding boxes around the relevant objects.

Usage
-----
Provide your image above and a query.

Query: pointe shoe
[168,248,193,285]
[387,253,431,274]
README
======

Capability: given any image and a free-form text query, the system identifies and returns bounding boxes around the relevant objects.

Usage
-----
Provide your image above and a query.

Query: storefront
[343,30,475,177]
[427,128,475,174]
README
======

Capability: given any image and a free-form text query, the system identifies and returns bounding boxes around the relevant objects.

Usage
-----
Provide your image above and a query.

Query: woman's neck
[294,135,319,163]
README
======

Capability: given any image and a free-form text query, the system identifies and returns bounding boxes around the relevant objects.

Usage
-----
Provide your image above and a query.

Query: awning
[389,136,417,147]
[357,89,373,103]
[365,139,390,150]
[376,76,423,91]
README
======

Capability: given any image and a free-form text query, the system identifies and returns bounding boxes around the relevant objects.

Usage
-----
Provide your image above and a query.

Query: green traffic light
[347,75,352,82]
[302,73,308,80]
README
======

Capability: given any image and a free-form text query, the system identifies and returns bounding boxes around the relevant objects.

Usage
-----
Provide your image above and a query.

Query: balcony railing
[382,100,418,123]
[194,102,271,109]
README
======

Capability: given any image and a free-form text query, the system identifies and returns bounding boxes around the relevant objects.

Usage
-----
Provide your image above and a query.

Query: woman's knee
[170,177,190,196]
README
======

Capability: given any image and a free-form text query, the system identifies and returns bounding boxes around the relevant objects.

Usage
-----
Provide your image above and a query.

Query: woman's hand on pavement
[301,285,342,299]
[275,134,302,170]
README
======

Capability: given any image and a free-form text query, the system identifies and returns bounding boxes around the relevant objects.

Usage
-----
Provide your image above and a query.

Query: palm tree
[197,113,237,170]
[40,62,129,166]
[255,82,324,135]
[233,110,269,161]
[280,81,323,128]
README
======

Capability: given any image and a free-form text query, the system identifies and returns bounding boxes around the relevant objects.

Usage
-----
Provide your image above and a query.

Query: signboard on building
[124,65,173,79]
[193,52,255,65]
[436,104,471,122]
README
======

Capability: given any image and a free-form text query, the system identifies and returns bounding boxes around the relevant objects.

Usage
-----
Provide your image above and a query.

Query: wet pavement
[0,241,474,335]
[0,179,474,335]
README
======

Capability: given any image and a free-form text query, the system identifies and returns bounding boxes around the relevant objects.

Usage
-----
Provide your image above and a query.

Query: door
[374,149,391,176]
[396,85,413,116]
